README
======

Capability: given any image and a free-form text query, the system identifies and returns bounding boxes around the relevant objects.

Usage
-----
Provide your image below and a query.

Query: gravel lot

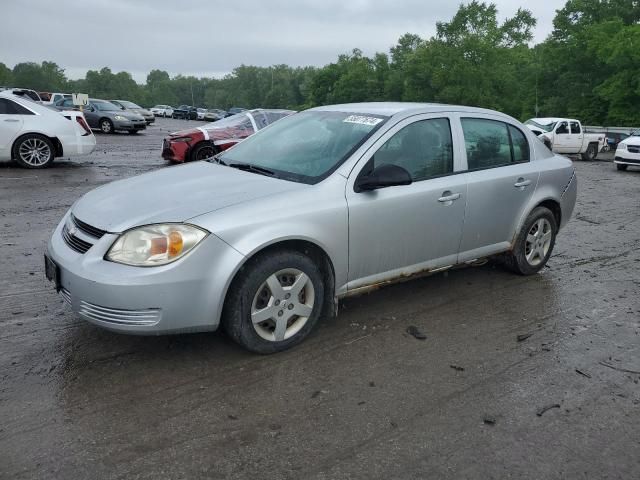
[1,118,639,479]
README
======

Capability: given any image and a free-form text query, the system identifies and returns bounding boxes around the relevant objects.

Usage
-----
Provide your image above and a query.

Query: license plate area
[44,254,61,292]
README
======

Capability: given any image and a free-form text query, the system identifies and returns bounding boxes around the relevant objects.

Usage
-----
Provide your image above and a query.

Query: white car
[0,91,96,168]
[614,132,640,171]
[150,105,174,117]
[196,108,207,120]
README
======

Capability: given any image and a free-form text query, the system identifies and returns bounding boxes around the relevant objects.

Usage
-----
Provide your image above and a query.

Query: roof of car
[528,117,578,124]
[309,102,511,118]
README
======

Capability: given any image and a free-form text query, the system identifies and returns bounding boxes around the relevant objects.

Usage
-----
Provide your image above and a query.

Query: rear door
[0,98,28,159]
[457,116,539,262]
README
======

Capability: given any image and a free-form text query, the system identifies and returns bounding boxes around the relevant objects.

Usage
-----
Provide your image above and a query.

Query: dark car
[173,105,199,120]
[162,109,295,162]
[54,98,147,134]
[606,132,630,148]
[225,107,247,117]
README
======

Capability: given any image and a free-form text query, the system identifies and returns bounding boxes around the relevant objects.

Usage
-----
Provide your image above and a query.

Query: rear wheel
[505,206,557,275]
[581,143,598,161]
[616,164,628,171]
[223,250,325,354]
[13,134,55,168]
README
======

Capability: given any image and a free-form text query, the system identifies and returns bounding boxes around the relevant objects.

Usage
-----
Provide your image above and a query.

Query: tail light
[76,116,92,136]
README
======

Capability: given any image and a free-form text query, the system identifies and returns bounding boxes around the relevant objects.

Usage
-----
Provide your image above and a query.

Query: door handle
[4,119,20,122]
[438,192,461,203]
[514,179,532,188]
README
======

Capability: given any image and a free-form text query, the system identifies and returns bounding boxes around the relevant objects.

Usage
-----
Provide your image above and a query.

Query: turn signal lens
[106,224,208,266]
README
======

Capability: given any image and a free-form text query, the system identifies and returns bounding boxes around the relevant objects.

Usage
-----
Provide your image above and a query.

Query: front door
[0,98,26,159]
[346,115,467,290]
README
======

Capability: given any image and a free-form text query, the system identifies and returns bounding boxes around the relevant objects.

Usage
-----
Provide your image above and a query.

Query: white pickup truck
[525,118,605,161]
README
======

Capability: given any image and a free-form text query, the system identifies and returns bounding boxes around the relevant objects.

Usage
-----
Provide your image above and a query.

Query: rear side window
[570,121,581,134]
[462,118,529,170]
[0,98,35,115]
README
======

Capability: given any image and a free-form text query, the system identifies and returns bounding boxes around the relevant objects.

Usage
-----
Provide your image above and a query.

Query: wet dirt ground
[1,118,639,479]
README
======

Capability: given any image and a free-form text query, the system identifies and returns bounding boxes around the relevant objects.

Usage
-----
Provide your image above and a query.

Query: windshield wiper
[227,162,277,177]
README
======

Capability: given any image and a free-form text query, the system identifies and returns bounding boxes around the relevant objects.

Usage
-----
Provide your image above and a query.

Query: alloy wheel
[251,268,315,342]
[18,138,51,167]
[525,218,552,266]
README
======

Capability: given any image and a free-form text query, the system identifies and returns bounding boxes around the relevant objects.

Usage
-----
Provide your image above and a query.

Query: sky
[1,0,567,83]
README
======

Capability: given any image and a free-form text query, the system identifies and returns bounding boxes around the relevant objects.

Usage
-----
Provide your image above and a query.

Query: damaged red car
[162,109,295,163]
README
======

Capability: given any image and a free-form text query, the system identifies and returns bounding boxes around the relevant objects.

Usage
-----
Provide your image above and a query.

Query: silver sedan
[46,103,577,353]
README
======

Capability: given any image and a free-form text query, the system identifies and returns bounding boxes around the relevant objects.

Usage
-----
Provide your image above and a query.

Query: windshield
[203,113,252,130]
[118,100,140,109]
[215,111,387,184]
[525,119,556,132]
[94,101,122,111]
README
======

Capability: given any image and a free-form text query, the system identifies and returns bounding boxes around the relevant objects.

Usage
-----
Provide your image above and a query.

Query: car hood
[72,162,305,232]
[109,110,144,120]
[620,136,640,147]
[169,126,249,143]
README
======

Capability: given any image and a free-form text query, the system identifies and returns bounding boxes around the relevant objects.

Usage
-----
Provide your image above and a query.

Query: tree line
[1,0,638,125]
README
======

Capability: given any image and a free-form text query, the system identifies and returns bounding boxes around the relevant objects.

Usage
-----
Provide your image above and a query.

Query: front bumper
[614,149,640,165]
[47,212,244,335]
[114,119,146,131]
[161,139,190,162]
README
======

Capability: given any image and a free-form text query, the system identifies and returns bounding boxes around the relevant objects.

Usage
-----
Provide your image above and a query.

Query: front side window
[556,122,569,134]
[370,118,454,181]
[94,101,121,112]
[462,118,529,169]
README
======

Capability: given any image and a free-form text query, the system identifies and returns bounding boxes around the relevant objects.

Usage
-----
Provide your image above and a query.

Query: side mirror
[356,163,412,192]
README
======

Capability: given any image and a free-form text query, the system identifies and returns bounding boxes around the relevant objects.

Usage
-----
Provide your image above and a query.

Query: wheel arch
[11,132,63,159]
[220,238,338,326]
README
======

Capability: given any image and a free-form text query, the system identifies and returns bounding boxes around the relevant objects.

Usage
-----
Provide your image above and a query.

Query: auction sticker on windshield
[343,115,383,126]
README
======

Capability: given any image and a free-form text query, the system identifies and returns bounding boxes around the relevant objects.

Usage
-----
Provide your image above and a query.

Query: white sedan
[150,105,174,117]
[614,132,640,171]
[0,91,96,168]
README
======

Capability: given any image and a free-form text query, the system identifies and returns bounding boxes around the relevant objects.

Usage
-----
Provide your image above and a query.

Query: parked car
[0,90,95,168]
[525,118,605,160]
[79,99,146,134]
[204,109,226,121]
[173,105,198,120]
[110,100,155,125]
[605,132,630,149]
[150,105,174,117]
[614,130,640,171]
[196,108,207,120]
[46,102,576,353]
[1,88,43,102]
[162,109,295,162]
[226,107,247,117]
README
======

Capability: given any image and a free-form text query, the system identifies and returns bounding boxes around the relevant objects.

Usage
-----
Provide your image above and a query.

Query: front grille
[71,215,106,239]
[62,224,93,253]
[627,146,640,154]
[79,301,161,326]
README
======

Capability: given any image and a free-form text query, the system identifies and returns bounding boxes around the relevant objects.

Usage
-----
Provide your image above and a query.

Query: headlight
[114,115,129,121]
[617,143,627,150]
[170,136,192,143]
[106,224,208,266]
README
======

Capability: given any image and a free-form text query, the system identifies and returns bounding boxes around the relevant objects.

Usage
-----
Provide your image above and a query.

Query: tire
[12,134,55,169]
[504,206,557,276]
[190,142,217,161]
[581,143,598,161]
[128,130,139,135]
[99,118,114,134]
[616,164,628,171]
[223,250,326,354]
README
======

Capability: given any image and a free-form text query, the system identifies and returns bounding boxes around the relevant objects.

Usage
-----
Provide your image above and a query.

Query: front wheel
[504,206,557,275]
[13,134,55,168]
[190,142,217,161]
[100,118,114,134]
[581,143,598,161]
[616,164,628,171]
[223,250,325,354]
